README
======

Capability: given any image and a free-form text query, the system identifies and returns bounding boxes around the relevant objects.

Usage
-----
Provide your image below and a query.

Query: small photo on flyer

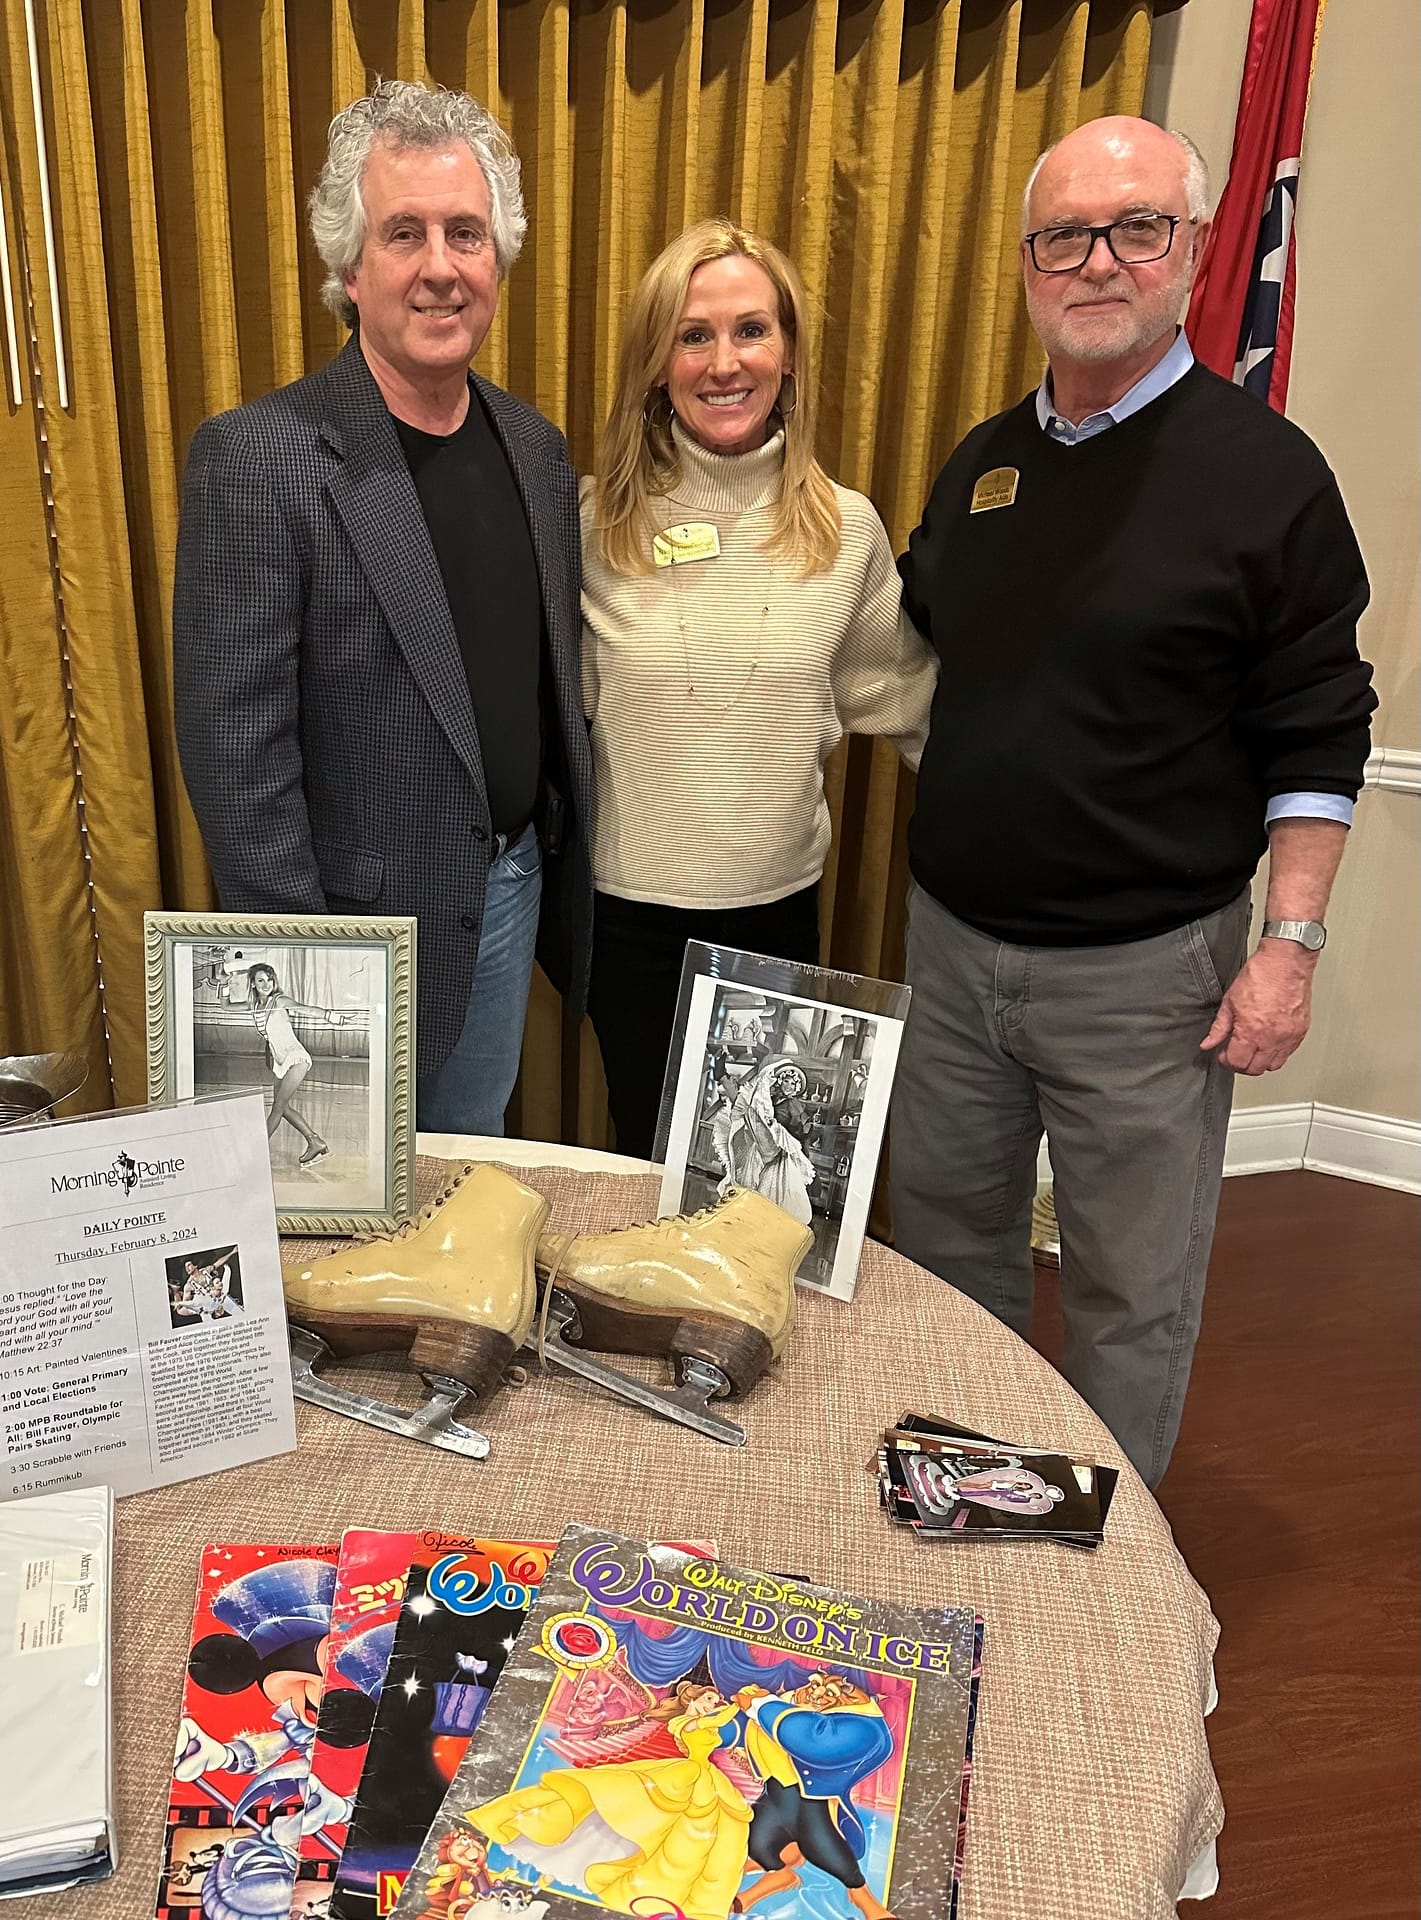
[654,945,908,1302]
[164,1245,243,1330]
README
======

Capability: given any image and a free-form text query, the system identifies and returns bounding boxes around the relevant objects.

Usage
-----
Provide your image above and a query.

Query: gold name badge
[969,467,1019,513]
[652,522,722,567]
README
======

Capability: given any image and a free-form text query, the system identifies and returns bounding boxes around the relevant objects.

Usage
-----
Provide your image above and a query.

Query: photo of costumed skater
[711,1056,815,1226]
[215,956,348,1168]
[167,1246,242,1326]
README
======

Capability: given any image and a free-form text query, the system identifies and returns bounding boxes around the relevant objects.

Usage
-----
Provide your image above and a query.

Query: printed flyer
[0,1093,296,1502]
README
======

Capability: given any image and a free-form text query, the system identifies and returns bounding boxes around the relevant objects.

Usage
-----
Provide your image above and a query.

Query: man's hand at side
[1201,817,1348,1076]
[1201,941,1316,1075]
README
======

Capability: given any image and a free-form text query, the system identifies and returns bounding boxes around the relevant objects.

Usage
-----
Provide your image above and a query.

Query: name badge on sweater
[969,467,1019,513]
[652,522,721,567]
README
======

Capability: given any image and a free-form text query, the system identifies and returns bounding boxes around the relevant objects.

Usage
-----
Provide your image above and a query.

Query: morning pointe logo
[50,1148,187,1197]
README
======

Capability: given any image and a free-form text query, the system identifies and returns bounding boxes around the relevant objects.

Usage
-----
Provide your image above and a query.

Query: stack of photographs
[878,1411,1118,1551]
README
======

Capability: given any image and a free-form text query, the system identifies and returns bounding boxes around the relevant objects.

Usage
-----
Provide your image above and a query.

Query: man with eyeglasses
[891,116,1374,1488]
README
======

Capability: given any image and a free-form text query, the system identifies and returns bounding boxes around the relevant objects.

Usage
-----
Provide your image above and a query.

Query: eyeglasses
[1025,214,1186,273]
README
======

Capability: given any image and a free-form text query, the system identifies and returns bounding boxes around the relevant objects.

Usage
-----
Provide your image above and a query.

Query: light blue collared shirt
[1035,325,1196,442]
[1035,333,1353,829]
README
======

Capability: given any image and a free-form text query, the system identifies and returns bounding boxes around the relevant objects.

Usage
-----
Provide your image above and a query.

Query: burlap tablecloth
[22,1158,1223,1919]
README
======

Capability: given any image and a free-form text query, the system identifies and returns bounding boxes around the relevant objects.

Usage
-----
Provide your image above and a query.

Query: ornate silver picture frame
[143,911,415,1235]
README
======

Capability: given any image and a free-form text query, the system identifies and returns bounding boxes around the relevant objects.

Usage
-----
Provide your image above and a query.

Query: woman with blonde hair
[583,217,936,1157]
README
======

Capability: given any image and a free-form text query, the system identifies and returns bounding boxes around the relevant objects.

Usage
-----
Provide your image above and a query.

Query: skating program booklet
[328,1536,557,1920]
[293,1528,418,1903]
[392,1525,981,1920]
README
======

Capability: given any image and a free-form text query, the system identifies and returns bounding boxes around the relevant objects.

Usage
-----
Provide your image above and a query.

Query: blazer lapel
[320,344,486,797]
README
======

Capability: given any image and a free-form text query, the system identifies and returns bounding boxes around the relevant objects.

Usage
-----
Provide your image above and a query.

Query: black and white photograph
[654,948,908,1302]
[145,912,415,1234]
[189,942,372,1172]
[164,1245,243,1329]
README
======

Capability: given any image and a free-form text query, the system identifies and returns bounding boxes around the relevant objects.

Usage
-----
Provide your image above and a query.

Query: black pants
[587,885,821,1159]
[746,1779,865,1889]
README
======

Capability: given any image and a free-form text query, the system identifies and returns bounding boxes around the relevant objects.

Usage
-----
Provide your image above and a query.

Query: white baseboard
[1222,1102,1314,1176]
[1038,1102,1420,1193]
[1301,1105,1421,1193]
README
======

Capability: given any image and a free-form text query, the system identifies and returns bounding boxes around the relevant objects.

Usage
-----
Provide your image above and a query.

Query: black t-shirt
[900,363,1374,945]
[396,389,543,836]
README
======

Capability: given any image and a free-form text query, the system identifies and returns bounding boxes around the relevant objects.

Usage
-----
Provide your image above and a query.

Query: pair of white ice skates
[282,1166,814,1454]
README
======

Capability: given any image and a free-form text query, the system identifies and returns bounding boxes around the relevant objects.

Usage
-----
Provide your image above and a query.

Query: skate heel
[669,1312,774,1399]
[526,1191,811,1444]
[409,1321,517,1401]
[548,1279,678,1364]
[549,1285,772,1400]
[280,1300,415,1362]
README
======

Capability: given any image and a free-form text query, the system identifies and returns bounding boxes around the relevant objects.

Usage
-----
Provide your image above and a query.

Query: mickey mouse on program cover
[172,1557,375,1920]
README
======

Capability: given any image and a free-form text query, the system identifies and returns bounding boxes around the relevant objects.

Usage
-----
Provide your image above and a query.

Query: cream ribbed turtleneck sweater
[580,425,937,909]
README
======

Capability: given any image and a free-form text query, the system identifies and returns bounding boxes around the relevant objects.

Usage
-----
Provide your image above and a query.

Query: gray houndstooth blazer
[173,337,593,1081]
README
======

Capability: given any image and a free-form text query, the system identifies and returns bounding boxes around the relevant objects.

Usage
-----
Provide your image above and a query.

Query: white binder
[0,1485,116,1896]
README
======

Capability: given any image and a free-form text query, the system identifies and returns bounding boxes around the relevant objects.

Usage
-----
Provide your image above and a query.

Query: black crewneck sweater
[396,391,544,837]
[900,363,1374,945]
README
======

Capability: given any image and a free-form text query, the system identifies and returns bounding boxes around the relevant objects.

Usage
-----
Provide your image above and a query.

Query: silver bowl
[0,1052,90,1127]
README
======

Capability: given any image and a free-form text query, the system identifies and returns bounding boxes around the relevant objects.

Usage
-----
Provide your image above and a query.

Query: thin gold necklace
[663,534,775,714]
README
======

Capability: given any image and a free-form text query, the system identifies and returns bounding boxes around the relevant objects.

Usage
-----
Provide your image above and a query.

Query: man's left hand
[1200,942,1316,1076]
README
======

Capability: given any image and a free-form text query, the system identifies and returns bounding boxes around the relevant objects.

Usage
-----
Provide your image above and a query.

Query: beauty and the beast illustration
[398,1532,979,1920]
[436,1628,904,1920]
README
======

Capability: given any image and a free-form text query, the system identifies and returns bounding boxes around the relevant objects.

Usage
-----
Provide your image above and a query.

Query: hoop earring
[777,372,798,420]
[642,385,672,431]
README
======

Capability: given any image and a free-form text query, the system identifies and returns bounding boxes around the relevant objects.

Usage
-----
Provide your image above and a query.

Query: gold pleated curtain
[0,0,1151,1139]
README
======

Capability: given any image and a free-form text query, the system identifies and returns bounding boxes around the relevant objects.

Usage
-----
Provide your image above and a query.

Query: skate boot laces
[346,1163,478,1250]
[533,1226,582,1369]
[612,1189,746,1238]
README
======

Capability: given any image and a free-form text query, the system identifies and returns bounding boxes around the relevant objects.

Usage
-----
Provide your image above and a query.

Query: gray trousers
[890,883,1250,1487]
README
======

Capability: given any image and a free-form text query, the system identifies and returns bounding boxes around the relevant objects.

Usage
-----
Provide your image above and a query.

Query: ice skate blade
[531,1299,747,1447]
[288,1327,491,1459]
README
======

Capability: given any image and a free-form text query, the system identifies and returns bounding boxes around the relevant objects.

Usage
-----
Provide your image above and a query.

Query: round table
[25,1141,1223,1920]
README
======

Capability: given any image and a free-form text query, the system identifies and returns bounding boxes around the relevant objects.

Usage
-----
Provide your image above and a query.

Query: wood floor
[1028,1170,1420,1920]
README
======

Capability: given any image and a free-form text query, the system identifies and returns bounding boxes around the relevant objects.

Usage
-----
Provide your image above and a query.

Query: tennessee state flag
[1186,0,1327,411]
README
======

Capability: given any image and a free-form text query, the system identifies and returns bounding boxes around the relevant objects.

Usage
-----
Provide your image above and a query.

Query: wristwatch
[1260,918,1327,952]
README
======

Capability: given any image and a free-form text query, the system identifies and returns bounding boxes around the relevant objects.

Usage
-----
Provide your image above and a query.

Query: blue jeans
[416,824,542,1137]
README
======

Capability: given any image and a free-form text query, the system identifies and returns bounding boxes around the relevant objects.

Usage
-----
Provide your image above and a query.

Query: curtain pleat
[0,0,157,1105]
[0,0,1152,1142]
[0,331,106,1101]
[82,0,210,927]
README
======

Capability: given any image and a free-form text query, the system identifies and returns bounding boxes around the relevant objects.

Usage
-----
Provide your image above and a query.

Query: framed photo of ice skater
[143,911,415,1236]
[653,944,910,1302]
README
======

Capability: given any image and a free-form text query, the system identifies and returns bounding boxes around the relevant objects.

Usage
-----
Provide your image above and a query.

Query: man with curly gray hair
[173,81,593,1138]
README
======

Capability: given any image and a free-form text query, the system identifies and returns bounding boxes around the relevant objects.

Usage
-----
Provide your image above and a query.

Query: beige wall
[1145,0,1420,1123]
